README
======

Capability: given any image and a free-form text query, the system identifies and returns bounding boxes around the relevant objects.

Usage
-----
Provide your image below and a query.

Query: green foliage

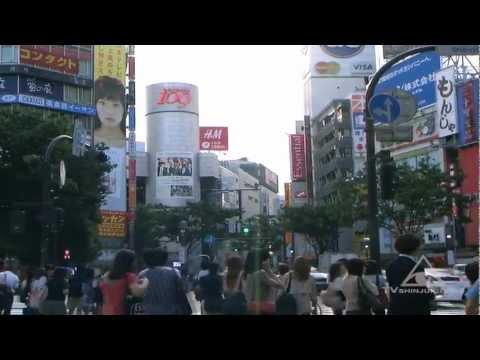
[333,158,472,237]
[0,107,113,265]
[135,201,240,251]
[235,215,283,252]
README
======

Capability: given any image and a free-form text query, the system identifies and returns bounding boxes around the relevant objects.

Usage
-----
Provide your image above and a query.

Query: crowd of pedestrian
[0,232,478,316]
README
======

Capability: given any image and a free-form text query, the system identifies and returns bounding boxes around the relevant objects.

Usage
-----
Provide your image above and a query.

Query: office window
[64,85,79,103]
[79,59,92,79]
[0,45,16,63]
[79,88,92,105]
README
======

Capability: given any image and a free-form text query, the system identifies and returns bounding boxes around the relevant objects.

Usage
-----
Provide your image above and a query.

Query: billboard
[97,211,127,238]
[19,46,79,75]
[456,79,479,146]
[156,152,194,199]
[308,45,376,77]
[263,166,279,194]
[435,67,458,138]
[374,52,441,109]
[94,45,127,220]
[289,134,306,181]
[199,127,228,151]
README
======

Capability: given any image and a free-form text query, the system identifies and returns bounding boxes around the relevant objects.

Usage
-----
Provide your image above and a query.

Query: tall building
[0,45,95,131]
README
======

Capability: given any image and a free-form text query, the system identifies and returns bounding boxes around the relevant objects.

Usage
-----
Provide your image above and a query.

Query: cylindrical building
[145,82,200,207]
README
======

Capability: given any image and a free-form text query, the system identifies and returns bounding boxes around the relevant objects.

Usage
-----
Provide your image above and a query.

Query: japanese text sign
[0,75,18,94]
[290,134,306,181]
[199,127,229,151]
[375,52,441,109]
[94,45,126,85]
[20,46,78,75]
[456,79,479,146]
[19,76,63,100]
[435,67,458,138]
[97,211,127,238]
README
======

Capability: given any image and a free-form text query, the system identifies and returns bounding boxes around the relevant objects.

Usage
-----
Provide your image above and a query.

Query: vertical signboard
[456,79,479,146]
[435,67,458,138]
[289,134,306,181]
[94,45,127,239]
[156,152,194,199]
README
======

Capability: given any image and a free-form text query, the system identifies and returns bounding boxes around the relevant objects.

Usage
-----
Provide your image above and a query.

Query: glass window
[79,88,92,105]
[64,85,79,103]
[79,60,92,79]
[1,45,16,63]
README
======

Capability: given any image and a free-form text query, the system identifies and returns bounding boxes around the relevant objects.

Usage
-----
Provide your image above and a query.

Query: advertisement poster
[97,211,127,238]
[309,45,376,77]
[94,45,127,224]
[156,152,194,199]
[289,134,306,181]
[20,46,79,75]
[199,127,228,151]
[412,112,436,142]
[375,52,441,109]
[456,79,479,146]
[435,67,458,138]
[265,167,278,192]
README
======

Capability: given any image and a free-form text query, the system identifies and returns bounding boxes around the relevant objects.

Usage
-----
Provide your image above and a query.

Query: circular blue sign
[320,45,365,58]
[368,94,401,124]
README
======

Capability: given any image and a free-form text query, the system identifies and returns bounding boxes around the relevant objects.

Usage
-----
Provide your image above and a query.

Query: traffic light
[242,227,249,235]
[64,249,71,260]
[379,151,396,200]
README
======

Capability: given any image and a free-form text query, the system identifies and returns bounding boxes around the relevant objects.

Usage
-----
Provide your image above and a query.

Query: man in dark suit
[386,234,435,315]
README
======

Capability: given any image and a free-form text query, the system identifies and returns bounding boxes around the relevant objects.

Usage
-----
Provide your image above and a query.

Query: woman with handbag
[99,250,149,315]
[279,257,317,315]
[321,262,347,315]
[245,250,284,315]
[341,258,380,315]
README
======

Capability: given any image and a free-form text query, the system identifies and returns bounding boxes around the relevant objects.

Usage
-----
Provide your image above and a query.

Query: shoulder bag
[275,272,298,315]
[357,277,385,315]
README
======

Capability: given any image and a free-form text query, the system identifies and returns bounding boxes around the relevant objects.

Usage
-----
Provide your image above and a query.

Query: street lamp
[364,46,436,285]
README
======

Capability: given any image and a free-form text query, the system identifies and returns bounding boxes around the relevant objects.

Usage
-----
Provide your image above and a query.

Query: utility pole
[127,45,137,254]
[365,46,436,285]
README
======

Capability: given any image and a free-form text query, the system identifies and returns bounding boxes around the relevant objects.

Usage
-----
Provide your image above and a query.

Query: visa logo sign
[351,62,375,75]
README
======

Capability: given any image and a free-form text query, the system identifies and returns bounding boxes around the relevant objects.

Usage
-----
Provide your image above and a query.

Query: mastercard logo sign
[315,62,340,75]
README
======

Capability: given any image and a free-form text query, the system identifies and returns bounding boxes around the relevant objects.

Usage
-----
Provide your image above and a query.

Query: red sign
[199,127,229,151]
[351,93,366,112]
[128,158,136,180]
[20,46,79,75]
[289,134,306,181]
[157,88,192,107]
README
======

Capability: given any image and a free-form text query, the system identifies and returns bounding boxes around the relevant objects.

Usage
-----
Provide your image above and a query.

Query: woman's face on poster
[97,98,124,128]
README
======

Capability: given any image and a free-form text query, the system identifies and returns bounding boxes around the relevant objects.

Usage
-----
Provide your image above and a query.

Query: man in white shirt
[0,259,20,315]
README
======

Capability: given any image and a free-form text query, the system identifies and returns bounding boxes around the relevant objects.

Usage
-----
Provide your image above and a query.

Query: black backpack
[222,273,247,315]
[275,273,297,315]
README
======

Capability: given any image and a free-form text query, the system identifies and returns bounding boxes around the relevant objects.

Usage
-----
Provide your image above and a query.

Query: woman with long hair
[245,250,284,315]
[321,262,347,315]
[99,250,148,315]
[40,268,68,315]
[223,256,245,299]
[281,257,318,315]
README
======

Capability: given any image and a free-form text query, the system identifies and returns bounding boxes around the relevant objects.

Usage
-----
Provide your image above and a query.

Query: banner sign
[97,211,127,238]
[375,52,441,109]
[20,46,78,75]
[156,152,194,199]
[435,67,458,138]
[0,75,18,94]
[199,127,228,151]
[13,94,96,115]
[289,134,306,181]
[456,79,479,146]
[19,76,63,100]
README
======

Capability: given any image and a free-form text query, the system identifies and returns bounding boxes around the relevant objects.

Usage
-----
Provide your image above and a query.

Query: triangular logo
[400,255,433,287]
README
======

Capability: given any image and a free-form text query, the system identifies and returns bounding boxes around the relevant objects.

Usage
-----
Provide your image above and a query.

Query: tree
[333,159,472,238]
[0,107,114,265]
[135,201,240,256]
[279,205,337,263]
[233,215,283,252]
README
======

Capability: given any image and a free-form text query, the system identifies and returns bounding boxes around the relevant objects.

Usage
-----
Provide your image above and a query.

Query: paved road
[10,296,465,316]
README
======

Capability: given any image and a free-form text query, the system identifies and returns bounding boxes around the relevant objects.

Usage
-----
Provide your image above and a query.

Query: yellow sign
[94,45,127,84]
[98,211,127,238]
